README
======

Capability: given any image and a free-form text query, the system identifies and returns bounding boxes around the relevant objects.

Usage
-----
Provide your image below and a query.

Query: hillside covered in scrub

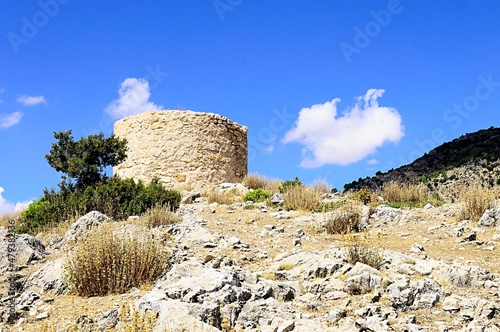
[1,176,500,331]
[344,126,500,197]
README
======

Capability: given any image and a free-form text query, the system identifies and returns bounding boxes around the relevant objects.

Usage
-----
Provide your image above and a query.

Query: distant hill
[344,126,500,198]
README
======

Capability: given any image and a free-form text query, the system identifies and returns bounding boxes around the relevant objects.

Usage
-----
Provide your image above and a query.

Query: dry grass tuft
[310,178,332,194]
[205,188,240,205]
[65,223,169,297]
[344,238,383,270]
[263,178,283,194]
[382,182,430,203]
[380,182,442,207]
[283,185,321,211]
[277,263,294,271]
[242,173,269,189]
[140,204,181,228]
[325,204,362,234]
[458,184,499,222]
[0,211,23,228]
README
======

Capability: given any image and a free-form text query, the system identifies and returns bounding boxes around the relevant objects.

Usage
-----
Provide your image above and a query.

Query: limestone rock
[52,211,114,250]
[478,208,500,227]
[0,228,47,274]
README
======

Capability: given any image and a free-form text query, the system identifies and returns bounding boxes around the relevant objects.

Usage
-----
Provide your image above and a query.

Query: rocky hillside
[345,126,500,198]
[0,183,500,331]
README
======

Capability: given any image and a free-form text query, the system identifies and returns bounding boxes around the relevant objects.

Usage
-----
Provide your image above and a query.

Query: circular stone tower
[113,110,248,190]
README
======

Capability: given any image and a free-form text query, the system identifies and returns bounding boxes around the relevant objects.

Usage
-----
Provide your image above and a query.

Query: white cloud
[17,95,47,106]
[105,78,163,119]
[0,187,32,216]
[283,89,404,168]
[0,112,23,129]
[367,158,379,165]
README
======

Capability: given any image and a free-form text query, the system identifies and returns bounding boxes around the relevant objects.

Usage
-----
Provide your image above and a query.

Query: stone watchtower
[113,110,248,190]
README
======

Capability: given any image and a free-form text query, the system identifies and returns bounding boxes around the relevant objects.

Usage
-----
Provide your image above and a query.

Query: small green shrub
[350,188,373,205]
[244,189,270,203]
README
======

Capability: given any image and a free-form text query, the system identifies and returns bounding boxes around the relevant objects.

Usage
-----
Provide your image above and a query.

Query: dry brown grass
[282,185,321,211]
[242,173,269,189]
[204,188,241,205]
[310,178,332,194]
[457,184,499,222]
[140,204,181,228]
[325,204,362,234]
[381,182,434,205]
[0,211,23,228]
[65,223,169,297]
[344,235,382,269]
[38,301,157,332]
[263,178,283,194]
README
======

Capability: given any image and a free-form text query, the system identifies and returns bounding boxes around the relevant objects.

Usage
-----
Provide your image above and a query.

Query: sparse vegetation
[344,126,500,194]
[140,204,181,228]
[315,200,346,213]
[279,176,303,194]
[344,241,383,270]
[244,188,270,203]
[350,188,375,205]
[325,204,362,234]
[381,182,442,208]
[457,184,499,222]
[277,263,294,271]
[282,184,321,211]
[205,188,240,205]
[242,173,269,189]
[310,178,332,194]
[263,178,283,194]
[19,177,181,234]
[65,223,169,297]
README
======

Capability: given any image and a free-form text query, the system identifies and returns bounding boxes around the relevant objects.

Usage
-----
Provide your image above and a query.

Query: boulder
[155,260,238,303]
[0,228,47,274]
[26,257,67,295]
[478,208,500,227]
[51,211,114,250]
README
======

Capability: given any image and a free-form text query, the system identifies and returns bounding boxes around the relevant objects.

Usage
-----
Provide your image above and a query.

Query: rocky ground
[1,184,500,331]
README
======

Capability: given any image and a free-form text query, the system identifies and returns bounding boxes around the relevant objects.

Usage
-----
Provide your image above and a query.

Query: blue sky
[1,0,500,214]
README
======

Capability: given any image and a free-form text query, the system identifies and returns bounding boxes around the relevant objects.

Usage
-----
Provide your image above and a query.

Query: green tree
[45,130,128,190]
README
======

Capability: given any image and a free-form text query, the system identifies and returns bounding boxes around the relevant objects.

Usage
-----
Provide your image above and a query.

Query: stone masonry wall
[113,110,248,190]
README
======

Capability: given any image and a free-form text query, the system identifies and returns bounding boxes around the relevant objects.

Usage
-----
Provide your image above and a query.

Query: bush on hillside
[278,176,303,193]
[20,177,180,233]
[283,185,321,211]
[350,188,374,205]
[65,223,168,296]
[458,184,499,222]
[325,204,362,234]
[244,189,270,203]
